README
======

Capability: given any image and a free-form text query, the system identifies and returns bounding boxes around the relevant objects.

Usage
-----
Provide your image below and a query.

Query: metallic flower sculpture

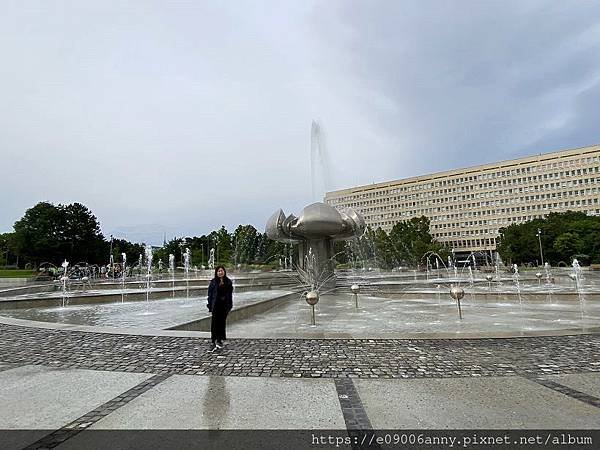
[266,202,366,287]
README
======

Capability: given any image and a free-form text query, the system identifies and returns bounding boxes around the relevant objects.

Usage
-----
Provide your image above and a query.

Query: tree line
[12,202,595,271]
[0,202,291,269]
[334,216,448,270]
[496,211,600,266]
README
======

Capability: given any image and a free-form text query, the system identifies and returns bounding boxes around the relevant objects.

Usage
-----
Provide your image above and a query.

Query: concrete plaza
[0,317,599,449]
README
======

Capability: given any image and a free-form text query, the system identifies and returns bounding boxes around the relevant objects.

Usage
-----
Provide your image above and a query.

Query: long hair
[213,265,230,285]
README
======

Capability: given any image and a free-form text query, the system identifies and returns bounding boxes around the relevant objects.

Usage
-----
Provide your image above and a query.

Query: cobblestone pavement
[1,323,599,378]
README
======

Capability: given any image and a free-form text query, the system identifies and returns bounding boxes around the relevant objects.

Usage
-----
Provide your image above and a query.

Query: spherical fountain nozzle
[305,290,319,306]
[350,284,360,294]
[535,272,542,279]
[450,286,465,301]
[60,276,68,282]
[485,274,493,282]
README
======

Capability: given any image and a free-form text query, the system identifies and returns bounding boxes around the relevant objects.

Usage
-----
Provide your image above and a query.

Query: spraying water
[208,248,215,270]
[512,264,525,327]
[168,254,175,298]
[310,120,331,202]
[61,260,69,308]
[145,244,153,304]
[121,253,127,303]
[572,258,586,324]
[184,248,191,300]
[544,262,551,285]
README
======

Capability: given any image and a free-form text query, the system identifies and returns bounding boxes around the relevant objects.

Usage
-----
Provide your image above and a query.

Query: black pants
[211,301,229,343]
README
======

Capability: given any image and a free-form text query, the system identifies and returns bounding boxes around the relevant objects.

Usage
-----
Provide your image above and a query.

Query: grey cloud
[2,1,599,242]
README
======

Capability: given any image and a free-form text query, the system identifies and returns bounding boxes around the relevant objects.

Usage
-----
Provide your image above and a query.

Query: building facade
[325,145,600,256]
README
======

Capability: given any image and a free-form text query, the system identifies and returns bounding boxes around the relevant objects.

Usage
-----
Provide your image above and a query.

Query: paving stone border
[1,323,599,379]
[0,362,25,373]
[530,377,600,409]
[23,374,172,449]
[334,379,374,431]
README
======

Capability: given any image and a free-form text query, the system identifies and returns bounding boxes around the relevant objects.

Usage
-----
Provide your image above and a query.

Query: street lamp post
[536,228,544,267]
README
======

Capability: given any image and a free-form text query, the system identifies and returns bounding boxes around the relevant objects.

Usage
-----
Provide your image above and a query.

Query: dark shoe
[207,343,217,353]
[216,340,223,349]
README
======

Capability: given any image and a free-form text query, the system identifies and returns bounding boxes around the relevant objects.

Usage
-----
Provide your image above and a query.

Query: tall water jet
[310,120,331,202]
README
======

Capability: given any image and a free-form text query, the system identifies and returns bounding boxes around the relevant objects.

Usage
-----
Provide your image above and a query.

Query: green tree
[388,216,444,267]
[62,203,106,263]
[553,233,583,260]
[233,225,260,266]
[0,232,18,267]
[497,211,600,265]
[13,202,65,267]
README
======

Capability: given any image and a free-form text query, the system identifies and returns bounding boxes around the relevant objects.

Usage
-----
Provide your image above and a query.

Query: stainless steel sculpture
[351,284,360,309]
[450,285,465,319]
[266,202,366,288]
[305,290,319,325]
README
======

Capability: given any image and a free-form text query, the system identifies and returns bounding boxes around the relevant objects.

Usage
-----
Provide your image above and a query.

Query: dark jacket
[207,277,233,312]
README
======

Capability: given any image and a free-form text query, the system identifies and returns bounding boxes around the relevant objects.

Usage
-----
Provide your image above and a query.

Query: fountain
[137,254,143,278]
[184,248,191,300]
[121,253,127,302]
[571,259,583,292]
[60,260,69,308]
[485,274,493,291]
[208,248,215,270]
[544,262,552,285]
[168,254,175,298]
[266,202,365,289]
[144,244,153,305]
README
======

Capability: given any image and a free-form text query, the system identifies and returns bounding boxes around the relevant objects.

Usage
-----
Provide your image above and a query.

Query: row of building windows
[325,146,600,251]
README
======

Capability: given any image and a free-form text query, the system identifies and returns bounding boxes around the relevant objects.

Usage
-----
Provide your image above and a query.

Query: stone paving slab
[354,376,600,429]
[0,365,152,448]
[89,375,345,429]
[543,372,600,399]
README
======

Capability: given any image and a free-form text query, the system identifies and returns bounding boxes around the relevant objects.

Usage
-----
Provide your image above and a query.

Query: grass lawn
[0,269,35,278]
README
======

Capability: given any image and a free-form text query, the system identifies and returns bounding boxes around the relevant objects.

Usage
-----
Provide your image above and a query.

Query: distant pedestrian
[206,265,233,352]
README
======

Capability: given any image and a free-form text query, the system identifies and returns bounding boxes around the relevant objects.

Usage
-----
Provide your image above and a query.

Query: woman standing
[206,265,233,352]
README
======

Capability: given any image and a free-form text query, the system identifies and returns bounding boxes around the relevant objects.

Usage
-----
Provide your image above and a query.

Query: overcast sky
[2,1,600,244]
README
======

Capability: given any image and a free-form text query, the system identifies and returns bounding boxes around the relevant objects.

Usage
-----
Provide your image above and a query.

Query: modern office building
[325,144,600,257]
